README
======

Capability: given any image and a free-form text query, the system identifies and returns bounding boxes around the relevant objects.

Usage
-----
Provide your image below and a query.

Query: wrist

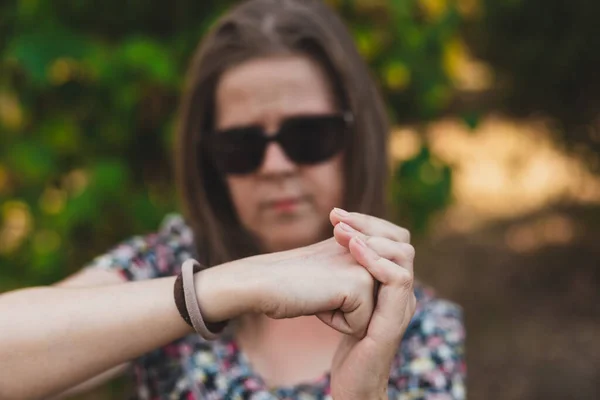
[194,257,270,322]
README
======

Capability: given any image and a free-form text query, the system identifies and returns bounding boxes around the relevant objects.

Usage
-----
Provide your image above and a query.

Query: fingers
[333,221,366,248]
[348,235,417,344]
[364,237,415,275]
[326,210,415,342]
[333,223,415,275]
[348,236,414,287]
[330,208,410,244]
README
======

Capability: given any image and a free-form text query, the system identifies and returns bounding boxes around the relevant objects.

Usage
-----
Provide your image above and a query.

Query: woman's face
[215,55,344,252]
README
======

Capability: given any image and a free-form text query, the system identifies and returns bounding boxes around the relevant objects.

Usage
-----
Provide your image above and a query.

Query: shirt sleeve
[83,214,196,282]
[388,297,467,400]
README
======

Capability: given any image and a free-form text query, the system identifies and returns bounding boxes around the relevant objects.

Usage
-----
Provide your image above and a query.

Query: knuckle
[398,243,416,261]
[397,269,414,289]
[395,227,411,243]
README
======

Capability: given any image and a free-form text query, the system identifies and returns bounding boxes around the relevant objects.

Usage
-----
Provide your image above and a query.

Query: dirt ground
[415,203,600,400]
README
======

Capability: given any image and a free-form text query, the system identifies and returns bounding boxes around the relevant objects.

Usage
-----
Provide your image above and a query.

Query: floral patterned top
[85,214,466,400]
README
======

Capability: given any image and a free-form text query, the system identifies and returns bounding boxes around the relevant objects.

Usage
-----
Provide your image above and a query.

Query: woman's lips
[265,197,306,213]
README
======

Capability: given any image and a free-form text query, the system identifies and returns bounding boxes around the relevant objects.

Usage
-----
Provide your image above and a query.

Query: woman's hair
[175,0,390,266]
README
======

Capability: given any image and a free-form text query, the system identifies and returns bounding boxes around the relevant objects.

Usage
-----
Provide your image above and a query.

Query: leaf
[118,37,177,86]
[6,141,57,183]
[90,160,130,197]
[390,145,452,233]
[8,29,90,86]
[39,117,81,154]
[384,60,412,91]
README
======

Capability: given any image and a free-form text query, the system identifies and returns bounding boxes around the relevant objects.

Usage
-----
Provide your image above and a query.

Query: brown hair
[175,0,390,266]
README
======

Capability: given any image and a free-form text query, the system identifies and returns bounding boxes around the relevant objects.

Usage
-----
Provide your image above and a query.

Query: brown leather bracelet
[173,259,227,340]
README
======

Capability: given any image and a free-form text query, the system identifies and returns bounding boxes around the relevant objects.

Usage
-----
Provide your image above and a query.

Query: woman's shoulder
[84,213,197,281]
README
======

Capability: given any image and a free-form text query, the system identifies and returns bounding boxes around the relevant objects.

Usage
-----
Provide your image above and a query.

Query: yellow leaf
[384,62,411,91]
[419,0,448,22]
[457,0,481,18]
[0,92,24,131]
[39,187,67,215]
[33,230,61,254]
[443,36,494,91]
[443,36,466,82]
[48,58,78,86]
[0,201,32,254]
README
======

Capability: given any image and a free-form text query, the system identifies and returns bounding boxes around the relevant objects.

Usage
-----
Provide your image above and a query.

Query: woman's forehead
[215,55,337,129]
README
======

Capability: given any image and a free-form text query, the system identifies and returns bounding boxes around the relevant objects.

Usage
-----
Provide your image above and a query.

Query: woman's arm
[0,263,258,400]
[49,268,131,400]
[46,268,131,400]
[0,235,381,400]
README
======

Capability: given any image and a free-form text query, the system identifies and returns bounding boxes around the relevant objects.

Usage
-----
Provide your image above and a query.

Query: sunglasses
[204,112,353,175]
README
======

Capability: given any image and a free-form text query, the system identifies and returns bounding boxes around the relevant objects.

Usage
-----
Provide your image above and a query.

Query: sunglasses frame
[203,111,354,175]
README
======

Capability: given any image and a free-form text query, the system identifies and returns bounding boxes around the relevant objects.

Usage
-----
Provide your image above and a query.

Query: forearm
[0,277,189,399]
[0,257,264,400]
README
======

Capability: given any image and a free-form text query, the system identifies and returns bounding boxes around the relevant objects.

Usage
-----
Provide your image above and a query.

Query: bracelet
[173,259,227,340]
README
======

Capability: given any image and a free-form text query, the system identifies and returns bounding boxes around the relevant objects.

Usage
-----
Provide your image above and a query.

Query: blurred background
[0,0,598,399]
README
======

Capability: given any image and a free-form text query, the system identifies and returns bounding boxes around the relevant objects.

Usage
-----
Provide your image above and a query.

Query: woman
[0,0,465,399]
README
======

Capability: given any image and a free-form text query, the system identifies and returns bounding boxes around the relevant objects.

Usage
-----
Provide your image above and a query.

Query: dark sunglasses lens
[209,127,265,174]
[279,115,346,164]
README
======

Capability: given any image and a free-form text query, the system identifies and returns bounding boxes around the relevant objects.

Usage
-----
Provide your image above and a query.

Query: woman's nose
[258,142,297,175]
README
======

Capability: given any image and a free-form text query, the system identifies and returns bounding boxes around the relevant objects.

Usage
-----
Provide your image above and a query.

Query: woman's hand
[196,234,377,338]
[328,208,417,400]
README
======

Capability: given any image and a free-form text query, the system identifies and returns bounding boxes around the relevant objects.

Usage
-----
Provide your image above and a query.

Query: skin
[0,55,416,400]
[216,55,344,252]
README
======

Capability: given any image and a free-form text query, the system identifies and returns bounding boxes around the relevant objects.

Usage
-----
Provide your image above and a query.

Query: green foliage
[339,0,462,122]
[391,146,452,234]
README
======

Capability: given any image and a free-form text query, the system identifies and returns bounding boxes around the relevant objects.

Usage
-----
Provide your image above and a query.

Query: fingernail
[334,207,349,217]
[339,222,356,232]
